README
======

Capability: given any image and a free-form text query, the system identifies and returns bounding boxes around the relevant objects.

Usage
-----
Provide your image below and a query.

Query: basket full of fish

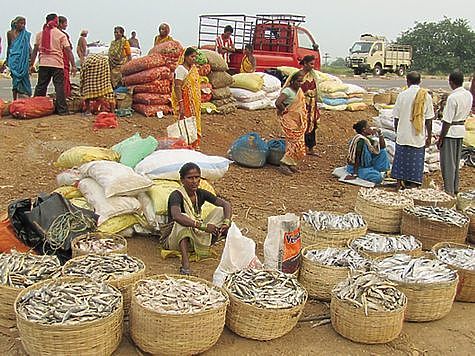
[301,210,367,248]
[355,188,413,233]
[129,274,228,355]
[401,188,456,208]
[349,233,422,259]
[373,254,458,321]
[456,190,475,211]
[223,269,307,341]
[298,246,370,301]
[14,277,123,356]
[466,207,475,244]
[331,272,407,344]
[432,242,475,302]
[401,206,470,250]
[71,232,127,257]
[62,253,145,314]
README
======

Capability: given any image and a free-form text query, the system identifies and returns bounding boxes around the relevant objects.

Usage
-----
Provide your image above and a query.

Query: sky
[0,0,473,62]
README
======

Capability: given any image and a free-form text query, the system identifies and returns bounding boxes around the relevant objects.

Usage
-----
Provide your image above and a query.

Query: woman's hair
[184,47,197,57]
[289,70,304,85]
[179,162,201,179]
[58,16,67,25]
[299,55,315,66]
[353,120,368,134]
[244,44,253,52]
[114,26,125,36]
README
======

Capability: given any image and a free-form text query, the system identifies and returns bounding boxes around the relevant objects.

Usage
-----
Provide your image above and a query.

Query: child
[240,44,256,73]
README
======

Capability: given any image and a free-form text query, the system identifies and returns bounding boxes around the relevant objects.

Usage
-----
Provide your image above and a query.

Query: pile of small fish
[402,188,454,202]
[63,254,144,282]
[304,248,371,270]
[224,269,306,309]
[75,236,125,254]
[359,188,412,207]
[334,272,406,315]
[466,207,475,216]
[350,233,421,253]
[0,251,61,289]
[374,254,457,283]
[16,280,121,325]
[404,206,469,227]
[435,247,475,271]
[302,211,365,231]
[135,277,227,314]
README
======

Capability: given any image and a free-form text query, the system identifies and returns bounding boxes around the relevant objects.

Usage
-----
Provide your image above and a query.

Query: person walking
[30,13,76,115]
[437,71,473,195]
[77,29,88,66]
[391,71,434,189]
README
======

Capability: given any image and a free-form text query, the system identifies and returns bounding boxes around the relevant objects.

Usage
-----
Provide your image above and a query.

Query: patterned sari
[108,37,128,88]
[300,70,320,133]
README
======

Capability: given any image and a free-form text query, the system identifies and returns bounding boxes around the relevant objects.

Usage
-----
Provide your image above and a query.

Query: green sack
[112,133,158,168]
[195,50,208,65]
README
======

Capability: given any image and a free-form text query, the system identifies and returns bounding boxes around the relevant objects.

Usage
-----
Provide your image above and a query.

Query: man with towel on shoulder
[391,71,434,189]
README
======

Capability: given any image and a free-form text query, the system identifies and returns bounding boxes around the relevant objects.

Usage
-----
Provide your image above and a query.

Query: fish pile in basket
[0,251,61,288]
[373,254,457,283]
[401,188,454,203]
[350,233,421,253]
[16,280,121,325]
[435,247,475,271]
[404,206,469,227]
[304,247,371,270]
[302,211,365,231]
[359,188,412,206]
[224,269,306,309]
[63,254,144,281]
[75,236,125,254]
[333,272,406,315]
[135,277,227,314]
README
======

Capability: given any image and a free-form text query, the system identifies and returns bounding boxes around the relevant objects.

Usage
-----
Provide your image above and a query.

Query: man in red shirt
[30,13,76,115]
[215,25,235,64]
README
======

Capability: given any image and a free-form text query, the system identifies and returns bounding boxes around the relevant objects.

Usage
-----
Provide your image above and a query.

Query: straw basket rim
[301,211,368,233]
[347,235,423,256]
[402,207,470,228]
[330,289,407,315]
[431,242,475,275]
[71,232,127,255]
[301,245,352,271]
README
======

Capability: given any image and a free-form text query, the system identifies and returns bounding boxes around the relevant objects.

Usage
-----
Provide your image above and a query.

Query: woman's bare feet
[278,164,294,175]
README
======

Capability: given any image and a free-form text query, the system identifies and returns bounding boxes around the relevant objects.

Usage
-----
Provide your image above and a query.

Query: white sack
[257,72,282,93]
[229,88,266,103]
[236,97,273,110]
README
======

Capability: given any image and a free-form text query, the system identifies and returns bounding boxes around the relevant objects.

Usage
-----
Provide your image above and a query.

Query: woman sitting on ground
[161,162,232,275]
[346,119,390,184]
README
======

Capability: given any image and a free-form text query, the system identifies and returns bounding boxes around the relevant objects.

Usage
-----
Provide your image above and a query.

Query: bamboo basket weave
[71,232,127,258]
[330,292,406,344]
[432,242,475,303]
[62,254,145,315]
[401,209,469,250]
[298,245,351,301]
[130,274,228,355]
[348,235,423,260]
[0,284,22,338]
[15,276,123,356]
[412,197,456,209]
[467,211,475,244]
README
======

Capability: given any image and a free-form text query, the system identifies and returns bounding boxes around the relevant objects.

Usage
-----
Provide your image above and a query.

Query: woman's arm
[174,78,185,120]
[213,197,232,221]
[275,92,288,116]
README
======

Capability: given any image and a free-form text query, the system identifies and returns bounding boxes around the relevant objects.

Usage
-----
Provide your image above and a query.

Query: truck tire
[353,68,361,75]
[397,66,406,76]
[373,64,383,76]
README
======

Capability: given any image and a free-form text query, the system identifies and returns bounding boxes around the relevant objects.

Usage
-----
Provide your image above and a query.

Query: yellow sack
[55,146,120,168]
[465,116,475,131]
[199,76,209,84]
[319,81,348,94]
[201,102,218,114]
[277,66,299,77]
[231,73,264,92]
[347,103,368,111]
[53,186,83,199]
[70,197,93,210]
[98,214,140,234]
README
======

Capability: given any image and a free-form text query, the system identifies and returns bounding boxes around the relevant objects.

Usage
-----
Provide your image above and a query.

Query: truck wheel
[353,69,361,75]
[397,66,406,76]
[373,64,383,76]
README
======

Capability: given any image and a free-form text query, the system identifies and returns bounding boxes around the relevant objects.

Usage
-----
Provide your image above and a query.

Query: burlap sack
[211,87,232,100]
[208,71,234,89]
[200,49,228,72]
[212,97,236,107]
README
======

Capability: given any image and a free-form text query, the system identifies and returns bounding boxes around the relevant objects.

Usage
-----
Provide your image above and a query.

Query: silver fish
[302,211,365,231]
[401,188,454,203]
[350,233,421,253]
[435,247,475,271]
[404,206,469,227]
[304,247,371,271]
[359,188,413,207]
[76,237,125,254]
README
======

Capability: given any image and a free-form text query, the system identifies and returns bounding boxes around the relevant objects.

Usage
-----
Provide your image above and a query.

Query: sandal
[179,267,191,275]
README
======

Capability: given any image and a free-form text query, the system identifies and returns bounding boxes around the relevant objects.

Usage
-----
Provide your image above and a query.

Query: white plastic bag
[257,73,282,93]
[212,223,262,286]
[229,88,266,103]
[56,169,83,186]
[167,117,198,145]
[137,192,158,229]
[263,213,301,274]
[236,98,272,110]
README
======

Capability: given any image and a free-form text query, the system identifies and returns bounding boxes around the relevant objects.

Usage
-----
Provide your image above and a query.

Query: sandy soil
[0,107,474,355]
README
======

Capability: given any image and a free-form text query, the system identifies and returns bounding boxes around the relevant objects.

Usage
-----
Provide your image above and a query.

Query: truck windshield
[350,42,372,54]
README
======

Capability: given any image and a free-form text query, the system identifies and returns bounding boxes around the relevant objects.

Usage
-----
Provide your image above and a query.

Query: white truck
[346,34,412,76]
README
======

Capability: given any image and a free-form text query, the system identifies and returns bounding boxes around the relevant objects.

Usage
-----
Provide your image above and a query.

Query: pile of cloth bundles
[229,73,282,110]
[320,80,349,111]
[344,84,368,111]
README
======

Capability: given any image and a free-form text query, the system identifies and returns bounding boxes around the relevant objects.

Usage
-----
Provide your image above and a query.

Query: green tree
[396,17,475,74]
[330,57,346,67]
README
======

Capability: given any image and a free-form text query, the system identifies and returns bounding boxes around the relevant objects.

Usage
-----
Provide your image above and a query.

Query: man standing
[215,25,235,64]
[77,30,88,66]
[128,31,140,49]
[437,71,473,195]
[30,13,76,115]
[391,71,434,189]
[58,16,72,98]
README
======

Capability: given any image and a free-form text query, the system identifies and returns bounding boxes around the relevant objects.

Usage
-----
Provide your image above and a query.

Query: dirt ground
[0,107,474,355]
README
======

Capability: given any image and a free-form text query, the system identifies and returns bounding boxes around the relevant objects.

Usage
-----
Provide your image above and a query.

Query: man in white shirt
[391,72,434,189]
[215,25,235,64]
[437,71,473,195]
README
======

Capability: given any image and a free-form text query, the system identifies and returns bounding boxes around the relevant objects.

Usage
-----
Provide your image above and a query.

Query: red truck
[198,14,321,73]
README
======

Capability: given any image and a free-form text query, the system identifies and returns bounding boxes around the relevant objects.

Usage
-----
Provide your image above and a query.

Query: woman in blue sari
[346,120,390,184]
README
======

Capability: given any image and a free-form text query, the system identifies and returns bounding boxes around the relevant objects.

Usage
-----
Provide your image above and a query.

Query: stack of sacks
[320,81,349,111]
[148,40,183,72]
[201,49,236,114]
[121,53,173,117]
[258,72,282,101]
[230,73,268,110]
[345,84,368,111]
[194,50,213,104]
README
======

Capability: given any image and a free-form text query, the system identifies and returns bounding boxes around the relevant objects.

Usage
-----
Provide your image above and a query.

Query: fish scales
[359,188,412,207]
[405,206,469,227]
[401,188,454,203]
[302,211,365,231]
[436,247,475,271]
[305,247,371,270]
[351,233,421,253]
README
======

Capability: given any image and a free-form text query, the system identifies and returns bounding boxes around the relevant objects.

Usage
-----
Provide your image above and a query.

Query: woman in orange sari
[171,47,201,148]
[275,71,307,175]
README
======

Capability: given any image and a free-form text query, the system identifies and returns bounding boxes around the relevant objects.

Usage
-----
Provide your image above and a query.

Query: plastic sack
[231,73,264,92]
[201,83,213,103]
[322,104,347,111]
[346,102,368,111]
[93,112,118,130]
[276,66,299,77]
[133,93,171,105]
[0,219,31,253]
[53,186,83,199]
[97,214,140,234]
[319,81,348,94]
[257,73,282,93]
[135,149,231,181]
[212,223,263,287]
[121,54,166,76]
[266,91,280,101]
[212,97,236,107]
[208,71,234,89]
[198,63,211,76]
[156,137,190,150]
[213,102,236,114]
[132,79,172,94]
[211,87,232,100]
[236,98,272,110]
[322,97,348,106]
[267,139,286,166]
[55,146,120,168]
[56,168,83,186]
[123,67,171,86]
[230,88,266,103]
[263,213,301,274]
[132,103,173,117]
[201,102,218,114]
[325,92,348,99]
[137,192,157,228]
[195,50,208,65]
[200,49,229,72]
[167,117,198,145]
[112,132,158,168]
[79,160,153,198]
[9,97,54,119]
[345,83,366,95]
[347,97,364,104]
[148,40,183,59]
[85,98,112,114]
[229,132,268,168]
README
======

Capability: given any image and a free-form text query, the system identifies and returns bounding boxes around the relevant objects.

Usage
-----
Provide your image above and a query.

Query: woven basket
[432,242,475,303]
[330,293,406,344]
[0,284,22,337]
[71,232,127,258]
[298,245,351,300]
[130,274,228,355]
[355,194,412,233]
[15,276,123,356]
[400,210,469,250]
[412,197,456,209]
[348,235,423,260]
[468,213,475,244]
[62,254,145,315]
